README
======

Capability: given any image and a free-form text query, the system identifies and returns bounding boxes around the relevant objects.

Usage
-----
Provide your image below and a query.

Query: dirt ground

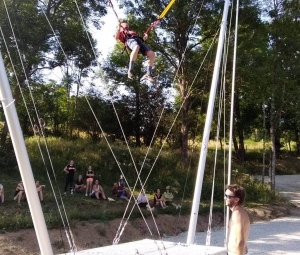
[0,203,299,255]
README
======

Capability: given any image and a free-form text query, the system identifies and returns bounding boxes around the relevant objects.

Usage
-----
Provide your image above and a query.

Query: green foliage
[1,0,300,234]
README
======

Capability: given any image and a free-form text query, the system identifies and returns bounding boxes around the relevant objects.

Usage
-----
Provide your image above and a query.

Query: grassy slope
[0,137,299,231]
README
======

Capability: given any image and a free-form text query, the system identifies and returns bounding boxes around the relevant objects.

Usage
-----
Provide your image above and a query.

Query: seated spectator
[14,181,26,205]
[120,187,130,201]
[118,175,125,188]
[163,185,174,206]
[163,185,181,209]
[90,180,106,200]
[36,180,45,203]
[154,188,166,208]
[112,182,123,197]
[137,189,154,211]
[0,183,4,203]
[75,175,86,193]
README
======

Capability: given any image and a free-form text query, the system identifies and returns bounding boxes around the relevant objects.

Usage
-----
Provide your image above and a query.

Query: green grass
[0,137,299,232]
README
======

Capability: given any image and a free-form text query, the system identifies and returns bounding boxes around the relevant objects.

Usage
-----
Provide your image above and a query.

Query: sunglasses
[224,194,236,199]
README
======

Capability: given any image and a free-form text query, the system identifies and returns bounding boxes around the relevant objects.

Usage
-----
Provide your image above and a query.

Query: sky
[91,5,126,60]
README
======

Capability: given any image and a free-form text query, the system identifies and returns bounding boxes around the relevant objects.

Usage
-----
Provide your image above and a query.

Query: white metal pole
[226,0,239,246]
[0,52,53,255]
[186,0,231,245]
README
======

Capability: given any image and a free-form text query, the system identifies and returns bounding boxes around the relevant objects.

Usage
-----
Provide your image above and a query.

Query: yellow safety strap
[159,0,176,19]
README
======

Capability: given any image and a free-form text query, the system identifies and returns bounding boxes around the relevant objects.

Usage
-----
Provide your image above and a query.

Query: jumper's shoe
[107,197,115,202]
[71,189,73,195]
[142,73,155,83]
[85,193,88,196]
[128,70,134,79]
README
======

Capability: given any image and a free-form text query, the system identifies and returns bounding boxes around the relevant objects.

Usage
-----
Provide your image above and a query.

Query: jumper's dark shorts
[127,38,151,56]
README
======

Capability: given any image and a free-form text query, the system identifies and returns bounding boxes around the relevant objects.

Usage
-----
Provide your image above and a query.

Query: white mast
[186,0,231,245]
[226,0,239,242]
[0,52,53,255]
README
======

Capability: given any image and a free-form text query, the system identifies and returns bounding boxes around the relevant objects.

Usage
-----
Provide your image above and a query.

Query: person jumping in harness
[115,22,155,82]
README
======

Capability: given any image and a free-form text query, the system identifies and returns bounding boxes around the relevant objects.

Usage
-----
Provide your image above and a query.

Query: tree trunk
[181,98,189,165]
[1,80,23,145]
[234,89,245,161]
[232,117,238,157]
[269,125,276,190]
[233,136,238,158]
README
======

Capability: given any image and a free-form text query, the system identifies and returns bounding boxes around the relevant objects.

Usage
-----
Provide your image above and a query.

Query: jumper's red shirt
[117,27,138,44]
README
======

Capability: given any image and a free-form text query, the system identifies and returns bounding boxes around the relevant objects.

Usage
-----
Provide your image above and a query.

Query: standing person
[85,166,94,196]
[137,189,154,211]
[115,22,156,82]
[36,180,45,203]
[118,175,125,188]
[64,160,76,195]
[225,184,250,255]
[0,183,4,203]
[75,175,86,193]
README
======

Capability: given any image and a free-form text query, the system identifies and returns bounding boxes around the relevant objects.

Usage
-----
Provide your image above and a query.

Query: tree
[0,0,107,142]
[116,0,227,164]
[102,42,173,147]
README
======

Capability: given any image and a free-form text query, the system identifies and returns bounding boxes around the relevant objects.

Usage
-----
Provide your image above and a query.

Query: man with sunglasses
[225,184,250,255]
[115,22,155,82]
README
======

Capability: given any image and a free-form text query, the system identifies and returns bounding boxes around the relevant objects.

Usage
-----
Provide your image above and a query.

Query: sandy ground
[164,175,300,255]
[0,175,299,255]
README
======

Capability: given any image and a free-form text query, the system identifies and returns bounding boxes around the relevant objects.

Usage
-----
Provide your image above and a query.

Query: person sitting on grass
[14,181,26,205]
[75,174,86,193]
[0,183,4,204]
[36,180,45,203]
[90,180,106,200]
[120,187,130,202]
[163,185,181,209]
[154,188,167,209]
[137,189,154,211]
[112,182,123,197]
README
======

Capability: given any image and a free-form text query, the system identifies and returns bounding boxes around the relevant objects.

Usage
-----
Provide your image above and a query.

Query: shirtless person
[225,184,250,255]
